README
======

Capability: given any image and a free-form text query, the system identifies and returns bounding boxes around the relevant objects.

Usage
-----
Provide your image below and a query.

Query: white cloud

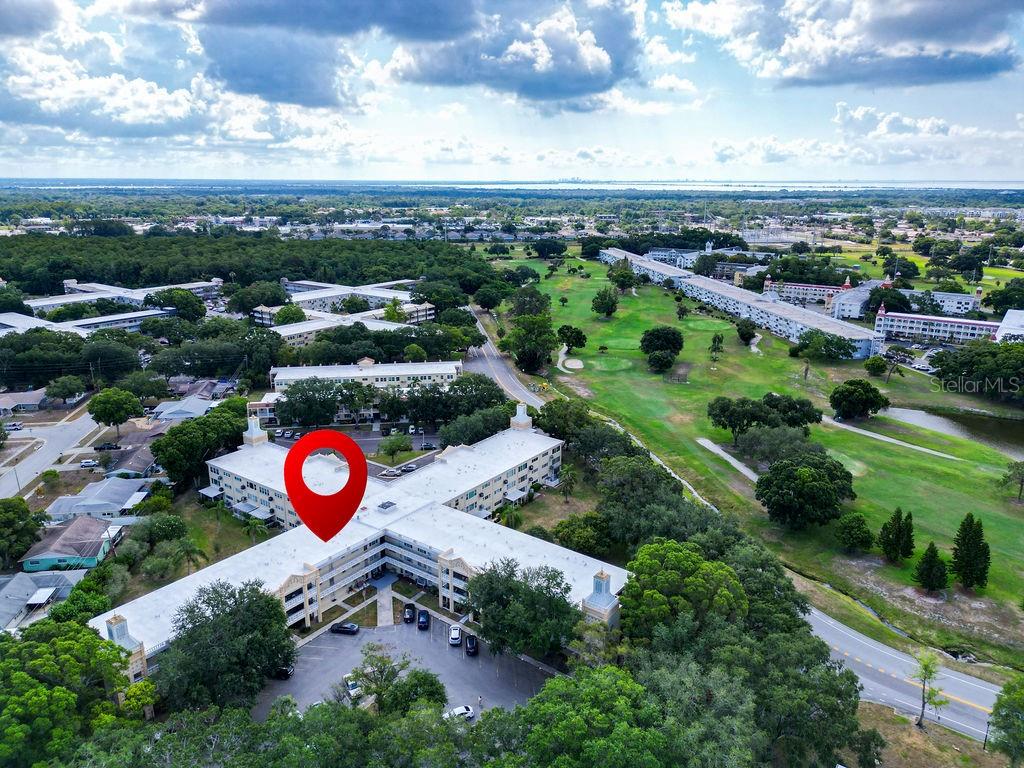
[651,73,697,92]
[661,0,1022,86]
[645,34,696,66]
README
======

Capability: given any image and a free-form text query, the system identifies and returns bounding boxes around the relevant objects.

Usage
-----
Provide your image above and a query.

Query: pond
[883,407,1024,460]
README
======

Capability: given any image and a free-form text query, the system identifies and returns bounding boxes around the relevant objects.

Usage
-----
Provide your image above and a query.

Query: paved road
[465,314,544,409]
[809,608,999,739]
[0,413,99,496]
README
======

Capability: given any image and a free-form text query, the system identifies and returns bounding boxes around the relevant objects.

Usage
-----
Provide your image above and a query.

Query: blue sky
[0,0,1022,181]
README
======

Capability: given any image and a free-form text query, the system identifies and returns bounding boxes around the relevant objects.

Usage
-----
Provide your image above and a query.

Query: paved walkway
[822,416,960,461]
[696,438,759,481]
[376,585,394,626]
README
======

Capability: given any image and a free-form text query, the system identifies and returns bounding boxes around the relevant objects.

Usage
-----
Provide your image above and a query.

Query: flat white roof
[89,480,624,653]
[207,441,388,498]
[996,309,1024,341]
[388,428,562,504]
[271,360,461,386]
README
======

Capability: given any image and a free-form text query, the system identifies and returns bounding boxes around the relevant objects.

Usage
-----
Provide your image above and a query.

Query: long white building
[603,249,881,358]
[0,307,175,338]
[90,407,623,678]
[270,359,463,392]
[873,305,1001,344]
[26,278,223,312]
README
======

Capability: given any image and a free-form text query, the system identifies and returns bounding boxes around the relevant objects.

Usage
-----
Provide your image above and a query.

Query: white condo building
[873,305,1002,344]
[602,248,881,358]
[90,407,624,678]
[270,359,463,392]
[26,278,223,312]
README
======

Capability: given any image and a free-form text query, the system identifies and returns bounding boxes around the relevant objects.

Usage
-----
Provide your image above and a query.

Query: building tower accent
[510,402,532,431]
[242,415,268,447]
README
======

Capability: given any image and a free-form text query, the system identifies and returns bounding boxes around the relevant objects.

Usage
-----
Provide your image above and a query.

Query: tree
[736,318,757,345]
[829,379,890,419]
[46,374,87,404]
[559,463,578,503]
[557,324,587,354]
[499,313,558,373]
[226,281,289,314]
[379,669,447,716]
[620,538,747,641]
[155,579,295,710]
[47,586,111,624]
[176,537,208,575]
[866,287,913,314]
[878,507,914,563]
[0,619,137,767]
[591,286,619,317]
[990,674,1024,767]
[274,303,306,325]
[640,325,684,356]
[117,370,169,400]
[950,513,990,590]
[1000,460,1024,501]
[913,542,948,593]
[509,285,551,316]
[88,386,143,437]
[862,355,887,376]
[144,287,206,322]
[790,329,856,361]
[708,332,724,362]
[467,558,580,658]
[755,454,855,529]
[982,277,1024,314]
[553,511,609,557]
[382,297,407,322]
[275,377,341,427]
[536,398,594,441]
[835,512,873,553]
[559,295,568,307]
[735,425,825,465]
[693,252,718,275]
[242,516,269,545]
[0,496,47,569]
[507,666,667,768]
[911,651,946,728]
[402,342,428,362]
[474,282,508,310]
[0,286,33,316]
[346,641,410,703]
[379,432,413,463]
[647,350,675,372]
[532,238,567,259]
[707,396,771,445]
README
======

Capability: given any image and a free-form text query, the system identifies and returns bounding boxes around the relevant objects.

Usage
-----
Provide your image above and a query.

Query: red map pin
[284,430,369,542]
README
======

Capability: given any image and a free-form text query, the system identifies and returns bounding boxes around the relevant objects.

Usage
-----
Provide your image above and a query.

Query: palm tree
[497,504,522,530]
[559,465,578,504]
[243,516,269,545]
[176,538,208,575]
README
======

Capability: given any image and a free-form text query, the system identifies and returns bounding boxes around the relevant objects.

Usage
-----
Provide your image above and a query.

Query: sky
[0,0,1022,182]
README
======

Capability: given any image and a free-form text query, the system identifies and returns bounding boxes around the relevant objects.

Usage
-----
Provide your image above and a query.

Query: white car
[6,422,23,431]
[343,674,362,700]
[80,459,100,468]
[448,625,462,646]
[443,705,475,721]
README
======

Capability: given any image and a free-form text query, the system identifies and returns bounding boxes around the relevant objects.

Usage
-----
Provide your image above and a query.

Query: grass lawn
[117,496,275,604]
[851,703,1008,768]
[345,601,378,628]
[519,473,601,531]
[367,449,429,467]
[391,578,422,599]
[505,257,1024,667]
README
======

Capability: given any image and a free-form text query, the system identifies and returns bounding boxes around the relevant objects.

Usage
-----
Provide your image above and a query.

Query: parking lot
[271,426,441,477]
[252,616,551,720]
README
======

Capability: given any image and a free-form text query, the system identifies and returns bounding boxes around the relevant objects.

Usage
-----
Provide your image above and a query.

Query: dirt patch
[558,375,594,398]
[853,702,1008,768]
[841,556,1024,653]
[667,361,692,382]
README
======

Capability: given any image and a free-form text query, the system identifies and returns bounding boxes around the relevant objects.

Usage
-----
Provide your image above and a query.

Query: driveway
[253,617,551,719]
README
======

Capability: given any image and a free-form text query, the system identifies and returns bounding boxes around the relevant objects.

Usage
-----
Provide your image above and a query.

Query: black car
[403,603,416,623]
[417,609,430,630]
[271,663,295,680]
[421,442,437,450]
[465,635,479,656]
[95,442,122,451]
[329,622,359,635]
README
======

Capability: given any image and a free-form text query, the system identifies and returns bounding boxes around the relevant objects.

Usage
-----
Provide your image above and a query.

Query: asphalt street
[465,315,544,409]
[808,607,1000,739]
[0,412,100,497]
[253,617,550,720]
